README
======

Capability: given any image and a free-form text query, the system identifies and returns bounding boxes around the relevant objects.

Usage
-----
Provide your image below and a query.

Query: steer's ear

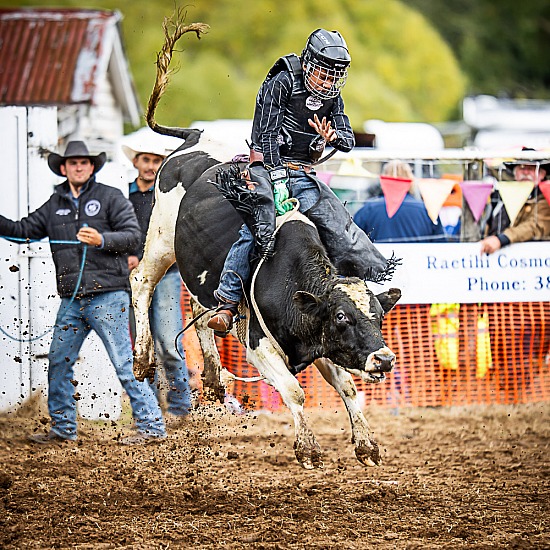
[293,291,322,316]
[376,288,401,313]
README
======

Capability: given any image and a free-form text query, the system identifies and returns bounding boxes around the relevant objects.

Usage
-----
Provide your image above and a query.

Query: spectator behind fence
[480,147,550,254]
[354,160,447,243]
[480,148,550,388]
[123,137,192,424]
[353,161,446,406]
[0,140,166,445]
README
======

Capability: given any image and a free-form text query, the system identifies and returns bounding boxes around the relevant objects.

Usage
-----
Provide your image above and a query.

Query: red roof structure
[0,8,140,123]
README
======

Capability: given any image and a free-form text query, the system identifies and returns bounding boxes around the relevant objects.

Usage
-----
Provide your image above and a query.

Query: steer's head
[294,278,401,383]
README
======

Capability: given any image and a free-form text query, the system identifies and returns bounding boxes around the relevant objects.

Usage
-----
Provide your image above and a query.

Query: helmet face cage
[301,29,350,100]
[303,59,348,99]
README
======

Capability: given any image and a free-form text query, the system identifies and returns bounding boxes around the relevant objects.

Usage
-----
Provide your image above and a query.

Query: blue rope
[0,236,88,342]
[1,235,80,245]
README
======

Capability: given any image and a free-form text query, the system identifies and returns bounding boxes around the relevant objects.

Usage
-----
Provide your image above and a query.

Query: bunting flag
[316,171,333,186]
[496,180,534,226]
[460,180,494,222]
[380,175,412,218]
[539,181,550,206]
[337,156,377,177]
[416,178,456,224]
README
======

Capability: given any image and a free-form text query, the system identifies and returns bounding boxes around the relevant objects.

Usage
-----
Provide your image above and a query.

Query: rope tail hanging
[364,252,402,284]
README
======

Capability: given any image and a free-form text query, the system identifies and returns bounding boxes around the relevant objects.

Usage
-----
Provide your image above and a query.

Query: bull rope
[249,198,302,360]
[221,201,302,384]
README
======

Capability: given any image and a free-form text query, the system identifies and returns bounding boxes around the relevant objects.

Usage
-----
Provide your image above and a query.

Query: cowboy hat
[503,147,550,176]
[48,141,106,177]
[121,134,176,163]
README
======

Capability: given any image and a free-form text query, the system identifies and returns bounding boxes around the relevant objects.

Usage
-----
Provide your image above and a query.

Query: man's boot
[207,298,239,336]
[213,162,277,259]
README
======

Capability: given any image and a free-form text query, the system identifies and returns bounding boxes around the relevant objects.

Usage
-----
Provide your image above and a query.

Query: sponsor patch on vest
[55,208,71,216]
[84,200,101,217]
[305,95,323,111]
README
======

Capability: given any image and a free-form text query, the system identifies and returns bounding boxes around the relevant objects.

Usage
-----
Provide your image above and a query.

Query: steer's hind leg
[131,209,177,381]
[248,340,323,469]
[314,358,381,466]
[190,298,226,403]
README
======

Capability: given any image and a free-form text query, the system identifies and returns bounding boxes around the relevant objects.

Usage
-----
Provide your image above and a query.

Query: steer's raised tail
[146,8,209,144]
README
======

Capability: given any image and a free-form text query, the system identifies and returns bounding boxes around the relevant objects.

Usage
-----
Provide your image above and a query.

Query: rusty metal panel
[0,9,112,105]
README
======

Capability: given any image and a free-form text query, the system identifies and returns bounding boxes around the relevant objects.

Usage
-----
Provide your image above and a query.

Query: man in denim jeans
[0,140,166,445]
[209,29,362,333]
[123,136,192,424]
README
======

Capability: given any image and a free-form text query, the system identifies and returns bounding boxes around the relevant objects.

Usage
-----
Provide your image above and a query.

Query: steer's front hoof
[294,441,323,469]
[355,439,381,467]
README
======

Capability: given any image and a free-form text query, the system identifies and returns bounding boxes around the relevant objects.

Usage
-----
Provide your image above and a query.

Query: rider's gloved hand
[269,167,293,216]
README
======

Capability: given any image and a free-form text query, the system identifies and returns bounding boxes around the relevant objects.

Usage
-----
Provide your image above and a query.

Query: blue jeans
[48,290,166,440]
[150,269,192,416]
[216,170,319,303]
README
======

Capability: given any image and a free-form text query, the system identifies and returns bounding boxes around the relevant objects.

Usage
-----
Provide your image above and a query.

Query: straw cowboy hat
[121,135,175,163]
[48,141,106,177]
[503,146,550,178]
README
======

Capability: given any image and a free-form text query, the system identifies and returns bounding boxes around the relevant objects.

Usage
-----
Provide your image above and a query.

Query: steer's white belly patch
[247,337,300,404]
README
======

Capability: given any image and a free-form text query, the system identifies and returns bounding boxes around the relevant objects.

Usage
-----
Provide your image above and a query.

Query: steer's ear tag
[293,291,321,316]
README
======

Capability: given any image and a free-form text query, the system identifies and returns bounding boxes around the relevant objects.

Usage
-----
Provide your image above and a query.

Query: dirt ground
[0,399,548,549]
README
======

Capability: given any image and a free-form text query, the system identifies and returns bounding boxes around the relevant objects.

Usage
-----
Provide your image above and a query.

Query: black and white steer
[131,155,401,469]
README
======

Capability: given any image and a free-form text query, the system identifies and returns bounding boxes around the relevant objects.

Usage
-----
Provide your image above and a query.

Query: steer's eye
[336,311,348,324]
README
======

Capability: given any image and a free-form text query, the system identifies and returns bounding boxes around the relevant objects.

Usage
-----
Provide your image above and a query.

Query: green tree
[406,0,550,98]
[3,0,466,127]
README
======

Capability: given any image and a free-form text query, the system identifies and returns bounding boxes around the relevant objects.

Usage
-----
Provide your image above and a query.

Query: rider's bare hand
[308,114,336,143]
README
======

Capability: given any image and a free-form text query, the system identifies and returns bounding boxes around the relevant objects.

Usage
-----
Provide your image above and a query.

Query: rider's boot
[207,297,239,337]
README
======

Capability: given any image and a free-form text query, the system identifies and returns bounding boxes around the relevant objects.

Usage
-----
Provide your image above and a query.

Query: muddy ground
[0,400,548,549]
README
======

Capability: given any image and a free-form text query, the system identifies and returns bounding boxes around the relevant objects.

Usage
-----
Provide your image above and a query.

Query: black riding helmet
[301,29,351,99]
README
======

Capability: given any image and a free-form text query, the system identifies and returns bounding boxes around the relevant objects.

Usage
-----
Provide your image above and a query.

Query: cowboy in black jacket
[0,144,139,297]
[0,141,166,445]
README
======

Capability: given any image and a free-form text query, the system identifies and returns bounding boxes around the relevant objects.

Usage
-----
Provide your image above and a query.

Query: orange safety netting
[181,287,550,410]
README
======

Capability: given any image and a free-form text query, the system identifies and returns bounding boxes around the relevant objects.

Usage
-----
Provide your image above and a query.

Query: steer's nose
[374,351,396,373]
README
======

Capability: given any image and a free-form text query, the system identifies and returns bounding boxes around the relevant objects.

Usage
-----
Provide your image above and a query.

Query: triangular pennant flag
[316,171,333,186]
[460,180,494,222]
[416,178,456,224]
[496,180,534,226]
[337,157,377,177]
[539,181,550,206]
[380,175,412,218]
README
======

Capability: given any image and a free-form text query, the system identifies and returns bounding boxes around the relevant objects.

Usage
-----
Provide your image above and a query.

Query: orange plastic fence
[181,288,550,410]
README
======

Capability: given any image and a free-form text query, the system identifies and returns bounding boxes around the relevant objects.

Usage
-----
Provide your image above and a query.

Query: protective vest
[252,54,337,163]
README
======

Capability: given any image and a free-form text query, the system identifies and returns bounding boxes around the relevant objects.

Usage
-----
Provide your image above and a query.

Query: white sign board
[375,242,550,304]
